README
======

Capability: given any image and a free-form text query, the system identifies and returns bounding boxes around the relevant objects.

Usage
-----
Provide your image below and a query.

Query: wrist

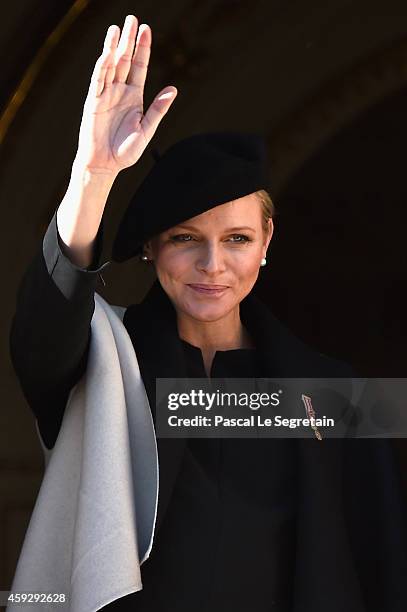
[71,158,119,188]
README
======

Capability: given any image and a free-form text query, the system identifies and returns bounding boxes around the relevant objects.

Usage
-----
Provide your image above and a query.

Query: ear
[263,218,274,256]
[143,240,153,258]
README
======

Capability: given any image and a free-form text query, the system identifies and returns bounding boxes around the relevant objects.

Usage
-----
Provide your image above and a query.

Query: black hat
[111,131,271,263]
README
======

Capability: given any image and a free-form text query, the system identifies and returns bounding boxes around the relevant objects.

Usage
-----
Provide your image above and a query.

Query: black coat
[123,279,407,612]
[10,211,407,611]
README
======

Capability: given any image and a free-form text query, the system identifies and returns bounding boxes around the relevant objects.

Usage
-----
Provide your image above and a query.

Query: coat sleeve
[9,207,110,451]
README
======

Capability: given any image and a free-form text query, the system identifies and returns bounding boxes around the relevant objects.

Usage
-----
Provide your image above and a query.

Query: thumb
[141,86,178,143]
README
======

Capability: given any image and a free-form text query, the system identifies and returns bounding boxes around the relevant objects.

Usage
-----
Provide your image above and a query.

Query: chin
[181,300,232,322]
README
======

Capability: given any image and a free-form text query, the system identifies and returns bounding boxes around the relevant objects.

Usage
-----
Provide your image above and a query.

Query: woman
[9,14,407,612]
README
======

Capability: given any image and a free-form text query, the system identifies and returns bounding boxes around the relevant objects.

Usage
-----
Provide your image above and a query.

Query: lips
[188,284,228,290]
[187,284,229,295]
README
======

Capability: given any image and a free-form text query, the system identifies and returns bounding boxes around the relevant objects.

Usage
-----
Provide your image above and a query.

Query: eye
[169,233,252,244]
[229,234,251,243]
[170,234,195,242]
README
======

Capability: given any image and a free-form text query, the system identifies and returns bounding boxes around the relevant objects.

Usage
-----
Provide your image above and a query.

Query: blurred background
[1,0,407,592]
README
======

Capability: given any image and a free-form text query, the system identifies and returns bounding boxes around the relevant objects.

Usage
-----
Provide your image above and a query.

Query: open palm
[75,15,177,175]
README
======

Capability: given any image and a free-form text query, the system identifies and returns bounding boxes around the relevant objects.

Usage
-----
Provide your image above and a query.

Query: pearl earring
[141,255,150,262]
[260,257,267,267]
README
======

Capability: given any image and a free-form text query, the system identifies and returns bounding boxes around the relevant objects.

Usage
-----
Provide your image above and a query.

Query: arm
[9,205,108,450]
[9,14,177,450]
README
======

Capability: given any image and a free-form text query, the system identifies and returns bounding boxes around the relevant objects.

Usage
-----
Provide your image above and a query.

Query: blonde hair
[255,189,277,235]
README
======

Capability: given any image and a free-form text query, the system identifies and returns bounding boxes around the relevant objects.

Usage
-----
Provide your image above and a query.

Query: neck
[176,305,254,352]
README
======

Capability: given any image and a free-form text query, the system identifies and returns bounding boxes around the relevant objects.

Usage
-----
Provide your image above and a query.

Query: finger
[141,86,178,143]
[88,25,119,99]
[127,23,151,95]
[104,24,121,88]
[114,14,139,84]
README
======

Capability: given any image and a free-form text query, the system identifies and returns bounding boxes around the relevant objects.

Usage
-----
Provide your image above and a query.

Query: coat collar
[124,278,328,380]
[124,279,366,610]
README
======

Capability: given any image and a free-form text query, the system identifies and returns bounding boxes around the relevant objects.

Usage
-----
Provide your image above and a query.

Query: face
[143,192,273,323]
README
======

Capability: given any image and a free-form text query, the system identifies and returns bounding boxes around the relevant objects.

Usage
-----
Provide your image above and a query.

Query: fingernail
[157,91,175,101]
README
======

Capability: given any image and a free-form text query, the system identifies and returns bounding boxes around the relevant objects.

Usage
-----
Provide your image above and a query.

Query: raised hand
[74,14,177,175]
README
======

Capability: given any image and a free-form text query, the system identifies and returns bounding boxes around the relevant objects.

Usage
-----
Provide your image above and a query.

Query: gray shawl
[7,293,159,611]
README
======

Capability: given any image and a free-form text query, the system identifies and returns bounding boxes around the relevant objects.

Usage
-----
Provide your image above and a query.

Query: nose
[196,243,226,274]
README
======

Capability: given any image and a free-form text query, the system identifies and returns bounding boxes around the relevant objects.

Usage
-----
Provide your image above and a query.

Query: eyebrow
[174,224,256,232]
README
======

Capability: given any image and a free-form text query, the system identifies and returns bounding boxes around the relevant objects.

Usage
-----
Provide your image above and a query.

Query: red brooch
[301,394,323,440]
